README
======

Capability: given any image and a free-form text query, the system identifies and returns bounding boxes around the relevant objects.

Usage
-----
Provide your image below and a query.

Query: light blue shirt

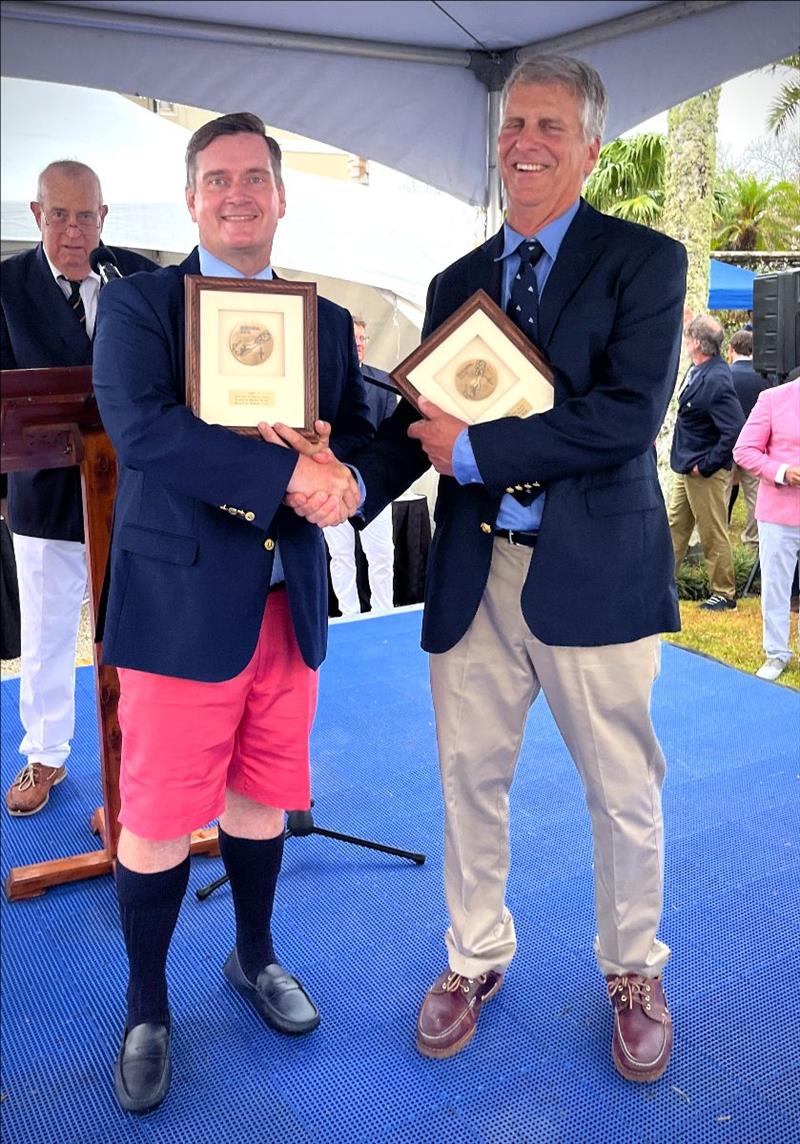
[452,199,581,531]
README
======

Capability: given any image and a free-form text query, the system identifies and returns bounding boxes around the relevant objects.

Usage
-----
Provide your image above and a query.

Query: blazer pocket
[118,523,199,566]
[585,478,661,518]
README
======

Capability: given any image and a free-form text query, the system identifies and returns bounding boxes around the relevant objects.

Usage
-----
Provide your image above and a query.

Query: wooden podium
[1,366,219,900]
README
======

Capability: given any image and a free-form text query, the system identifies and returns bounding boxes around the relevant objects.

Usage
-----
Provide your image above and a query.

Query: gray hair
[685,315,724,357]
[37,160,103,206]
[501,55,608,143]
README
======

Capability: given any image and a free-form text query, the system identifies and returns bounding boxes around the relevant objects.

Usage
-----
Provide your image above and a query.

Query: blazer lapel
[29,245,92,363]
[470,229,504,306]
[538,200,606,348]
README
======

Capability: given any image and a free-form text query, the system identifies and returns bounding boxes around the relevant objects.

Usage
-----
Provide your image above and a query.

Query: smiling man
[91,113,372,1114]
[1,161,156,818]
[345,56,688,1081]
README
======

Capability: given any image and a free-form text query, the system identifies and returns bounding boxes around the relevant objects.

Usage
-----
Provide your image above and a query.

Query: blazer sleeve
[93,277,298,527]
[696,374,745,477]
[733,392,780,483]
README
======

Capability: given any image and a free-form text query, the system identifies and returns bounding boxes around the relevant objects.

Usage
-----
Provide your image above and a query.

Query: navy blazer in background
[92,249,373,680]
[352,199,687,652]
[360,363,398,430]
[1,242,158,540]
[670,355,745,477]
[730,357,770,421]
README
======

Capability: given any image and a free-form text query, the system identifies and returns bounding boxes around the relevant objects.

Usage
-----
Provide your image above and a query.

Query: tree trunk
[657,88,721,496]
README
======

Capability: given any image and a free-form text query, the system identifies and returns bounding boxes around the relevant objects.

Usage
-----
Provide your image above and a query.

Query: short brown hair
[185,112,283,189]
[729,329,753,357]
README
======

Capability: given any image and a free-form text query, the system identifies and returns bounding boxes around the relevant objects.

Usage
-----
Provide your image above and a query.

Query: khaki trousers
[732,465,760,546]
[668,469,736,598]
[429,537,670,981]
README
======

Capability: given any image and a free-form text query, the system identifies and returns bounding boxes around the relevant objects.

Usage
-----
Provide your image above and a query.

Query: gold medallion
[455,358,498,401]
[229,322,274,366]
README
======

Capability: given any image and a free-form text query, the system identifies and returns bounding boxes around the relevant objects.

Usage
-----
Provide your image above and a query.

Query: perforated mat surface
[1,610,798,1143]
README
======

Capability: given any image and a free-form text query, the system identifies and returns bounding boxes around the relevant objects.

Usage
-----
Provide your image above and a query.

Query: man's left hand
[407,397,466,477]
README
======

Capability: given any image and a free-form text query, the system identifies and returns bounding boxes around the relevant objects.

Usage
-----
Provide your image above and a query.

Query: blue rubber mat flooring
[1,610,799,1144]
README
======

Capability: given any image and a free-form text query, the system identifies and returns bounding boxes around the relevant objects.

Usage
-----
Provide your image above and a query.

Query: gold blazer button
[245,511,255,522]
[480,522,492,534]
[263,538,275,551]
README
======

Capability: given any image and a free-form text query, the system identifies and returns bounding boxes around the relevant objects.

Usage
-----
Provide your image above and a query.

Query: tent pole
[486,89,503,238]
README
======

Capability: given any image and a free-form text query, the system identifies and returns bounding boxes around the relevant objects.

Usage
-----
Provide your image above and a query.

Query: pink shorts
[117,588,318,840]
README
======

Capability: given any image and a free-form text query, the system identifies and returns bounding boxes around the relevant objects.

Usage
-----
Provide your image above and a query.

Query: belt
[492,529,538,548]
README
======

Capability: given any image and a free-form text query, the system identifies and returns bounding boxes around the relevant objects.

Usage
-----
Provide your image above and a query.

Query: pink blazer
[733,379,800,526]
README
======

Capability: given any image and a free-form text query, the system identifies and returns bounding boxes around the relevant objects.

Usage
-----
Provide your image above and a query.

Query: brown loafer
[6,762,67,816]
[416,968,503,1059]
[607,973,673,1082]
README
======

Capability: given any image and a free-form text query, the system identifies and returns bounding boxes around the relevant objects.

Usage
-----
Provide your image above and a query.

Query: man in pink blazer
[733,378,800,681]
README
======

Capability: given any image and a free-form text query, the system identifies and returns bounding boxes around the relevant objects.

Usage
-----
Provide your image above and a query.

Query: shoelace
[12,761,43,791]
[441,971,487,994]
[607,975,654,1011]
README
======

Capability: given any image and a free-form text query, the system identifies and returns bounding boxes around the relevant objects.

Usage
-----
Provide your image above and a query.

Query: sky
[627,66,793,158]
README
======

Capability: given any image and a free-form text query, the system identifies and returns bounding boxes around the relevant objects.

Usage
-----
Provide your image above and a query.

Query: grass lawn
[668,499,799,692]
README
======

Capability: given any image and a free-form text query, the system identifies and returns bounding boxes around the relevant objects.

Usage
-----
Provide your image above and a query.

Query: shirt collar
[42,246,100,286]
[198,246,274,279]
[495,199,581,264]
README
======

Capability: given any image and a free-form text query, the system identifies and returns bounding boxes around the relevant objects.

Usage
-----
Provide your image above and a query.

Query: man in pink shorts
[92,112,373,1114]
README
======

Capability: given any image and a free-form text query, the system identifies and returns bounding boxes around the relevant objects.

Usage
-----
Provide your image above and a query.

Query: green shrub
[676,544,759,600]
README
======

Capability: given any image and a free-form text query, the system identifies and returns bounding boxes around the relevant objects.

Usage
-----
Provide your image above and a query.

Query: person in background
[92,112,370,1114]
[733,375,800,681]
[668,315,744,611]
[324,318,398,615]
[727,329,770,545]
[1,160,157,817]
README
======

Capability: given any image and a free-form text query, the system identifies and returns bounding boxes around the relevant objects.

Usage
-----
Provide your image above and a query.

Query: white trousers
[758,520,800,662]
[325,505,394,616]
[13,534,87,767]
[429,537,670,980]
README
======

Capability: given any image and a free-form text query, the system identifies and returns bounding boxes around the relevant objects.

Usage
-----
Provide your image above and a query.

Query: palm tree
[583,133,665,226]
[712,171,800,250]
[767,54,800,137]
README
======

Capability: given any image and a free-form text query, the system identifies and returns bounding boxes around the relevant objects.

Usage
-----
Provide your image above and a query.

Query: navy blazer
[92,249,373,680]
[731,358,770,421]
[353,200,687,651]
[361,363,398,429]
[670,356,745,476]
[1,242,158,540]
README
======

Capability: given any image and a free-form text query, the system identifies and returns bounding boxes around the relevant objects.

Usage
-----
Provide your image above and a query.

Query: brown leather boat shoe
[416,968,503,1059]
[6,762,67,816]
[607,972,673,1082]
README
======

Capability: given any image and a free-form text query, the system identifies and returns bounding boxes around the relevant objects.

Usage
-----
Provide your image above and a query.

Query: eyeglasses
[354,334,370,346]
[39,207,102,232]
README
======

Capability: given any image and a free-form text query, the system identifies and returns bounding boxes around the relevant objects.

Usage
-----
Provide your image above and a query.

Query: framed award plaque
[391,289,554,425]
[184,277,318,436]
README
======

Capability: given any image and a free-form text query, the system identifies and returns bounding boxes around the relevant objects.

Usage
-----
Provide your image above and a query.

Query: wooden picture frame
[185,277,318,436]
[391,289,555,425]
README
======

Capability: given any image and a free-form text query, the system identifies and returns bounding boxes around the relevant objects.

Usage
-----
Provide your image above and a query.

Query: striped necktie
[61,277,88,335]
[506,238,545,505]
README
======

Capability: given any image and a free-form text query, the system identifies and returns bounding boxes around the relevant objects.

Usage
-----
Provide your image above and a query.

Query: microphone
[89,246,123,285]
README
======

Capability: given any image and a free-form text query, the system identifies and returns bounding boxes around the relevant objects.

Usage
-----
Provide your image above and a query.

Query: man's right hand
[285,453,359,527]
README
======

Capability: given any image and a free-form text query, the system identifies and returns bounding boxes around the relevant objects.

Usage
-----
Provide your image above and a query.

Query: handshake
[258,419,360,528]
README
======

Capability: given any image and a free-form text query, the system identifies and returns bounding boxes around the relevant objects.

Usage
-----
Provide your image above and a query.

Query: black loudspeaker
[752,268,800,379]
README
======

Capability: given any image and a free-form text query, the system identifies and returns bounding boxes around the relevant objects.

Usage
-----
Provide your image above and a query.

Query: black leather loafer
[223,948,320,1035]
[114,1021,172,1114]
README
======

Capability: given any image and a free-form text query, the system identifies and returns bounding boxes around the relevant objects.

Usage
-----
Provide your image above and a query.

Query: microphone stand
[196,801,425,901]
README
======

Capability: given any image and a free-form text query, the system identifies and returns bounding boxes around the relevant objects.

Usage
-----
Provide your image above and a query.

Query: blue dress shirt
[452,200,581,530]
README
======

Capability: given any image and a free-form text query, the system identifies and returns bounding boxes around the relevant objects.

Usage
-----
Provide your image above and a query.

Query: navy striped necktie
[506,239,545,506]
[61,276,88,335]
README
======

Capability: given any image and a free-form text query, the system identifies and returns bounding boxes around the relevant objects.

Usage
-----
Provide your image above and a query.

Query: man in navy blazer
[668,314,744,611]
[727,327,769,545]
[91,113,372,1114]
[326,56,686,1081]
[1,160,157,817]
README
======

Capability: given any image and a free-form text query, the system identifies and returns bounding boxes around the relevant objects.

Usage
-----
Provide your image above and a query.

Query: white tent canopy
[1,77,481,310]
[1,0,795,206]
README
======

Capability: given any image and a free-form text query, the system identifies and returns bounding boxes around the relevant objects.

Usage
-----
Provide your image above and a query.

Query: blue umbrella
[708,258,755,310]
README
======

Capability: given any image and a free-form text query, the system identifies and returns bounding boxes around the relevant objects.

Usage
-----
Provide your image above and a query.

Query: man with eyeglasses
[1,160,157,817]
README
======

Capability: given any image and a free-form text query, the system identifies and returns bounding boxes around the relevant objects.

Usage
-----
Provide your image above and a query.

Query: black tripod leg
[309,826,425,864]
[196,871,230,900]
